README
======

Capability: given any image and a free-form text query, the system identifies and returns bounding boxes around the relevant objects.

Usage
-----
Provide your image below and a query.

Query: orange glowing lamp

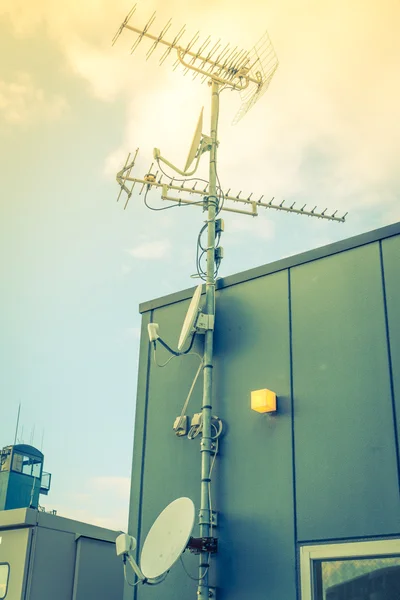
[251,388,277,414]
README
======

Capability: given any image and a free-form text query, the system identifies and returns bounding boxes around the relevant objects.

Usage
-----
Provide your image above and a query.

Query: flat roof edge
[0,508,37,529]
[0,508,120,540]
[139,221,400,313]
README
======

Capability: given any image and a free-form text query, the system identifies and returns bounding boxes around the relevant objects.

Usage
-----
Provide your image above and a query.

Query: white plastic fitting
[147,323,160,342]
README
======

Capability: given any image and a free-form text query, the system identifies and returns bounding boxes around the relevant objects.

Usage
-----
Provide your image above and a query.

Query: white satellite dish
[178,284,203,351]
[183,107,204,173]
[140,497,195,579]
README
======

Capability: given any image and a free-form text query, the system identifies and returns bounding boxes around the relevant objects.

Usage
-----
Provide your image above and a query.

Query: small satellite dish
[183,107,204,173]
[140,497,195,579]
[178,284,203,351]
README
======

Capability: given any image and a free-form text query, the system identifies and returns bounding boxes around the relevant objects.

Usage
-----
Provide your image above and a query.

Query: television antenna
[113,6,347,599]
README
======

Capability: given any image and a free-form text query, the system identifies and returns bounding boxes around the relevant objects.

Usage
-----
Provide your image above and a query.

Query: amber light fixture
[251,388,277,413]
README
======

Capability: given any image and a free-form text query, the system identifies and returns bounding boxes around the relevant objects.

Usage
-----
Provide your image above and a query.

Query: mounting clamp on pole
[187,536,218,555]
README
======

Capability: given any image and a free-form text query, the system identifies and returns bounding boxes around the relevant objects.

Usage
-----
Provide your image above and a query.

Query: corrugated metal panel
[26,527,75,600]
[212,272,296,599]
[291,243,400,541]
[72,537,123,600]
[381,235,400,478]
[0,527,31,599]
[134,301,202,600]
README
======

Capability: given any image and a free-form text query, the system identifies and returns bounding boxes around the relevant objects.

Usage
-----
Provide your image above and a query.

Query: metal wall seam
[379,240,400,495]
[288,267,300,600]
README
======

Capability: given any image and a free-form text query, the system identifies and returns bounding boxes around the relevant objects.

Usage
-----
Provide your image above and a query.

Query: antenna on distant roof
[112,6,348,599]
[14,402,21,446]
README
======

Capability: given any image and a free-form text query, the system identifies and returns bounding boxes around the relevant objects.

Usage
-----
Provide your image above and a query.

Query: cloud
[0,72,68,124]
[128,239,170,259]
[46,476,130,531]
[229,215,274,240]
[91,475,130,498]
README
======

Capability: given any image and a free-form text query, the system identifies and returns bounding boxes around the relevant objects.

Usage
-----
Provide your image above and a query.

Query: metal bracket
[196,313,214,333]
[199,136,212,154]
[187,536,218,555]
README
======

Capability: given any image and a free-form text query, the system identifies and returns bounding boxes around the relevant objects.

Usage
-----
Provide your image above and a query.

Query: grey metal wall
[0,527,31,599]
[0,509,124,600]
[127,223,400,600]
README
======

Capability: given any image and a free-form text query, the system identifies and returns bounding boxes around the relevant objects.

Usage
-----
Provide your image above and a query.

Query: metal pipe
[197,78,219,600]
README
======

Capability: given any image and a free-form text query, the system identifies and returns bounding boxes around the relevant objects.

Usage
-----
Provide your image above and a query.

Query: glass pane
[21,456,33,476]
[314,556,400,600]
[0,563,9,599]
[32,462,41,478]
[11,453,23,473]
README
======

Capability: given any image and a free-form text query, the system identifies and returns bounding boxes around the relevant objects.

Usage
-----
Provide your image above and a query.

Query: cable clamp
[200,437,214,452]
[198,510,218,527]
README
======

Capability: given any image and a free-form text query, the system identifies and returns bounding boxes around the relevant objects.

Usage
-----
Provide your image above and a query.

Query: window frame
[300,538,400,600]
[0,562,10,599]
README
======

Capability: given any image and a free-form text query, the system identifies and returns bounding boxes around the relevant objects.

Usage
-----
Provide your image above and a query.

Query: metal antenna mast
[14,402,21,446]
[113,6,347,599]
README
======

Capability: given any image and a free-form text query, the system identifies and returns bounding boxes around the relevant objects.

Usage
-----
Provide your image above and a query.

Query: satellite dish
[140,497,195,579]
[178,284,203,351]
[183,107,204,173]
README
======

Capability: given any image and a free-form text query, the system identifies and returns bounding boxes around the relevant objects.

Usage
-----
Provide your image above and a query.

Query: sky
[0,0,399,531]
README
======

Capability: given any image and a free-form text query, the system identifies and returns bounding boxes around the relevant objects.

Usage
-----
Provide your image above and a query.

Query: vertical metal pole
[14,402,21,445]
[198,78,219,600]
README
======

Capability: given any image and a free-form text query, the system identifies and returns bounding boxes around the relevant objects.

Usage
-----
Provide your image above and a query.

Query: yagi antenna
[113,6,348,600]
[116,149,346,222]
[112,6,278,109]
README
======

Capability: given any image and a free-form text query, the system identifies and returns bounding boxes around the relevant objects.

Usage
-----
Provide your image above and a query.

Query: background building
[0,444,124,600]
[126,221,400,599]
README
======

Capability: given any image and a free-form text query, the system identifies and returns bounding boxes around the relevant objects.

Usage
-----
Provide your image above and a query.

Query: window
[300,539,400,600]
[11,454,42,478]
[0,563,9,599]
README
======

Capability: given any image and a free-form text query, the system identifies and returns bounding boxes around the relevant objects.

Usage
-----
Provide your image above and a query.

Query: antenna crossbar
[116,159,346,223]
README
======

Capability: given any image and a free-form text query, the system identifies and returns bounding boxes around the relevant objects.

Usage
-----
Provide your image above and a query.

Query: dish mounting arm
[153,136,211,177]
[126,554,146,582]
